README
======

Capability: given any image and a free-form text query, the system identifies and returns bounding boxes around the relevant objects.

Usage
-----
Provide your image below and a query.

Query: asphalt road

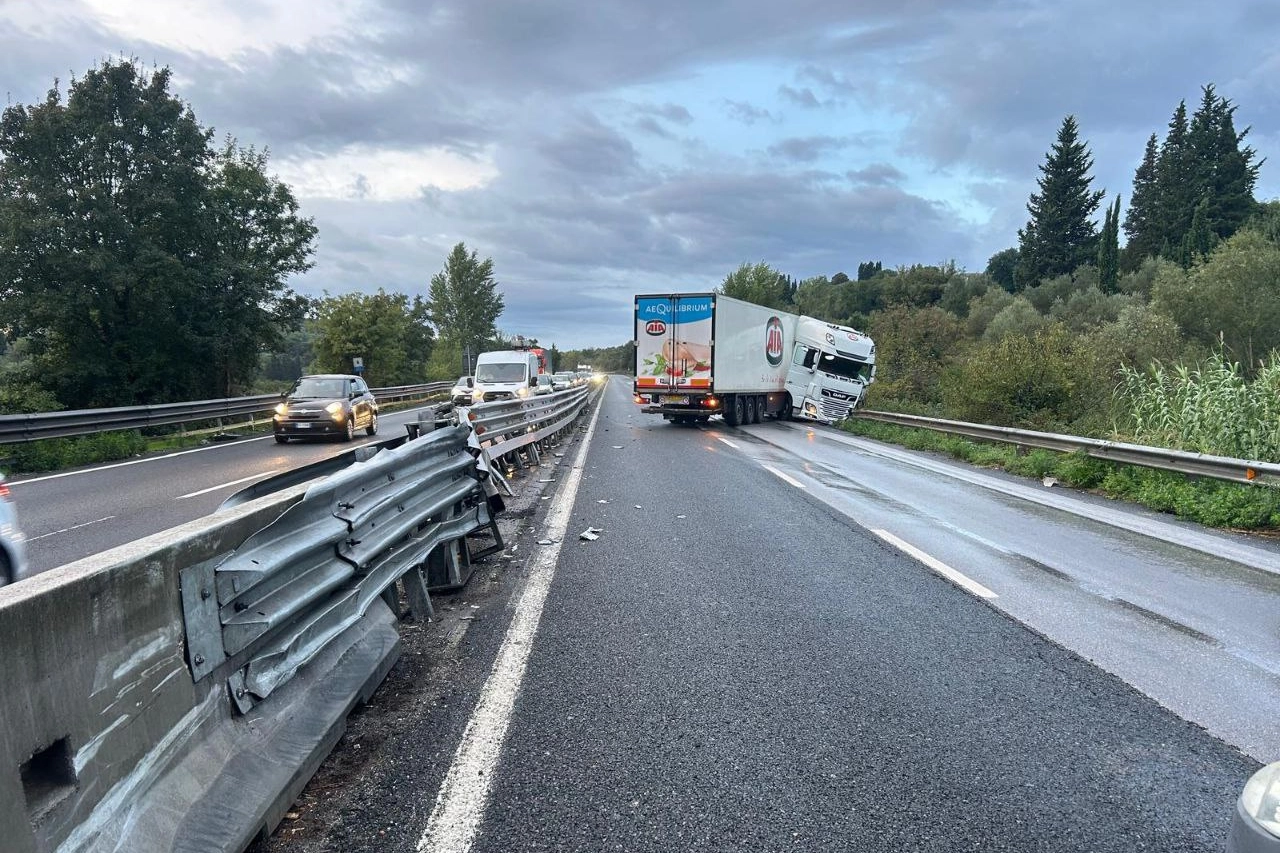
[263,378,1260,853]
[6,404,440,573]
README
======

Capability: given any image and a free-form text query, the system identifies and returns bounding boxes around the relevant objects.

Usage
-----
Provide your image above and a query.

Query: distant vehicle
[473,350,540,402]
[274,374,379,443]
[551,371,577,390]
[633,292,875,426]
[0,473,30,587]
[575,370,592,384]
[533,374,555,395]
[451,375,475,405]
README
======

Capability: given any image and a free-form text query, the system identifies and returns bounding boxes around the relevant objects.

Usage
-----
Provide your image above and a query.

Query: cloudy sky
[3,1,1277,348]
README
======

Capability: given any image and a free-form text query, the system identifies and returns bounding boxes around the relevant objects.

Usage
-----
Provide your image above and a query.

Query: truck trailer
[633,292,875,426]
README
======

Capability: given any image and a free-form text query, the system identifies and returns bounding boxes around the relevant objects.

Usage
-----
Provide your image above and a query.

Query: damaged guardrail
[853,410,1280,487]
[0,418,509,853]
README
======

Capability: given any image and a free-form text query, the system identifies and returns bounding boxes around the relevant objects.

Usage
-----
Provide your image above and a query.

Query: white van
[473,350,540,403]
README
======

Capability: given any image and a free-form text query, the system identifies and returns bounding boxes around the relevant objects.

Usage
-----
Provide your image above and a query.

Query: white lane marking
[26,515,116,542]
[417,391,606,853]
[871,528,998,599]
[764,464,806,489]
[176,471,278,500]
[713,434,740,449]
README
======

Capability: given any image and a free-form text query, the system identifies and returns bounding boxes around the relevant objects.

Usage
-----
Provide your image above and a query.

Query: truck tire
[744,395,756,424]
[778,394,792,420]
[724,395,742,426]
[753,396,764,424]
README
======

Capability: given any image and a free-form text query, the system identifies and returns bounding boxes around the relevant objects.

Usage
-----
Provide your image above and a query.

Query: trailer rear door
[634,294,714,402]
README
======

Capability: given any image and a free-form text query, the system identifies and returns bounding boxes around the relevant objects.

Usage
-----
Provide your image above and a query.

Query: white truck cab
[784,317,876,423]
[473,350,540,403]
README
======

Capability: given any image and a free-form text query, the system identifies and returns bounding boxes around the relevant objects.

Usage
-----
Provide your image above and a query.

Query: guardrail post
[402,565,435,622]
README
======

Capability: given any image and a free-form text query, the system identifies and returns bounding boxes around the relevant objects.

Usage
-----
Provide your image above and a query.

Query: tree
[856,261,882,281]
[310,290,434,385]
[426,243,504,372]
[717,262,791,310]
[1097,195,1121,293]
[1187,85,1261,242]
[985,248,1019,292]
[1015,115,1105,288]
[1122,134,1162,270]
[0,59,315,406]
[1153,100,1193,260]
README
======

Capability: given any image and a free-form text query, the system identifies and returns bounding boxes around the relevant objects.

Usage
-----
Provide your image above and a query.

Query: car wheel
[343,414,356,442]
[0,551,11,586]
[275,434,288,444]
[366,412,378,436]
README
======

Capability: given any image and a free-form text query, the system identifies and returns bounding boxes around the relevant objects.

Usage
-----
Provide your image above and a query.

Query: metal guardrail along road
[0,381,452,444]
[854,410,1280,487]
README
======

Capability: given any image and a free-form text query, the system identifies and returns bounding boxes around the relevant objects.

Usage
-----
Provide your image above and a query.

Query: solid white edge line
[871,528,998,599]
[176,470,277,500]
[416,391,606,853]
[763,464,806,489]
[713,434,740,449]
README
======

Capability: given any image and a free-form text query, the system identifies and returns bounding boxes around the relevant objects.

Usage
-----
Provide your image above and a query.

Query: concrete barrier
[0,484,401,853]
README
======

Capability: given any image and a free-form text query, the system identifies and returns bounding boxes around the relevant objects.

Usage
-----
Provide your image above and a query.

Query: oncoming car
[0,473,29,587]
[451,375,475,405]
[274,374,379,443]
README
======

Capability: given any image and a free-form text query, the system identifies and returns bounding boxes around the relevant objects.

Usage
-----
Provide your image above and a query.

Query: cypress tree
[1154,101,1194,259]
[1187,86,1261,240]
[1016,115,1105,287]
[1121,134,1160,270]
[1098,195,1121,292]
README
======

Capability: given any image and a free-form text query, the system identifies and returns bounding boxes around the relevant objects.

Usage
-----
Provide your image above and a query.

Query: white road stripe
[176,471,277,500]
[764,464,806,489]
[416,390,606,853]
[713,435,740,449]
[26,515,116,542]
[871,529,998,599]
[8,436,275,485]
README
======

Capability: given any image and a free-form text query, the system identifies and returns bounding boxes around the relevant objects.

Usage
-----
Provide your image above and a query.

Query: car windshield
[554,373,573,382]
[476,363,526,382]
[537,375,553,385]
[455,376,473,387]
[817,353,872,383]
[290,377,347,398]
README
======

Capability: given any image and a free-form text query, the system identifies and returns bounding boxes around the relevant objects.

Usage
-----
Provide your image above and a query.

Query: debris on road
[579,527,602,541]
[1042,476,1060,488]
[537,538,555,545]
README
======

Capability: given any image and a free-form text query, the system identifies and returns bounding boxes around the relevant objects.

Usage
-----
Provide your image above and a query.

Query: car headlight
[326,401,345,420]
[274,403,288,417]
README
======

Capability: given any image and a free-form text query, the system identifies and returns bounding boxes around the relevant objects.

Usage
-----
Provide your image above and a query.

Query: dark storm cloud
[767,136,850,163]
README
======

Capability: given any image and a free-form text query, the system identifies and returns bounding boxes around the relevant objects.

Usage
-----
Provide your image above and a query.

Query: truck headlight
[274,403,288,417]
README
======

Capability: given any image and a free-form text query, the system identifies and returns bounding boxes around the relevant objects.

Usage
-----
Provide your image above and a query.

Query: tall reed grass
[1117,352,1280,461]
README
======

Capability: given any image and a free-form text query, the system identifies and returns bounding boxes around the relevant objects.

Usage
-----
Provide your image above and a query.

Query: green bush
[3,430,148,474]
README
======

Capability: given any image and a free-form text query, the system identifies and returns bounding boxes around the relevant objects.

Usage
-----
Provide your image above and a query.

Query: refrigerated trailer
[633,292,875,426]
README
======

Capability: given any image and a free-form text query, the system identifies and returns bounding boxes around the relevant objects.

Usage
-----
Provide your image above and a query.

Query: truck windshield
[817,352,872,383]
[476,363,526,382]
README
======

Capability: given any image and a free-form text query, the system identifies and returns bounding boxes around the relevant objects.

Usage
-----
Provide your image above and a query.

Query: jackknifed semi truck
[633,292,876,426]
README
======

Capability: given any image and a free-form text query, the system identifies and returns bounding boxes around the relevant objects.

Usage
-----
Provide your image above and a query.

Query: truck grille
[820,400,852,422]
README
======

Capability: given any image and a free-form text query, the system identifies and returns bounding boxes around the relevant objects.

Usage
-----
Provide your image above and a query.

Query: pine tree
[1154,101,1194,259]
[1187,85,1260,240]
[1121,134,1160,270]
[1016,115,1105,287]
[1098,195,1121,293]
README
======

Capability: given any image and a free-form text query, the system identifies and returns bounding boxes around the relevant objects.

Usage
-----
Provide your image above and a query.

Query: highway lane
[724,416,1280,761]
[5,403,441,574]
[268,377,1259,852]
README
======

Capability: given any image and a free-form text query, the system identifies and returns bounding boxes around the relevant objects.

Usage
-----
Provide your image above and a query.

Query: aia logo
[645,320,667,336]
[764,317,784,366]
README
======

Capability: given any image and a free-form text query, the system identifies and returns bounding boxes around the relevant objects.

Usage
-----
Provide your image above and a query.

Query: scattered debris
[537,538,555,545]
[597,499,609,504]
[579,527,602,541]
[1042,476,1060,488]
[538,478,556,483]
[634,505,642,509]
[612,445,623,449]
[540,496,551,500]
[676,514,686,519]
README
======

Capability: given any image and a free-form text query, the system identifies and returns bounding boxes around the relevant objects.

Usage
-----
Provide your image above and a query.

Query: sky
[2,1,1277,349]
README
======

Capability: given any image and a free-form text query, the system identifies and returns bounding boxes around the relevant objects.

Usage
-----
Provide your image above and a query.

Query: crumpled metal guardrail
[465,384,593,461]
[854,410,1280,486]
[0,381,452,444]
[179,422,496,712]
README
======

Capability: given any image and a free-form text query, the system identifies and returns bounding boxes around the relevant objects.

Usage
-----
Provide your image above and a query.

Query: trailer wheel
[724,395,742,426]
[778,393,792,420]
[753,396,764,424]
[743,395,756,424]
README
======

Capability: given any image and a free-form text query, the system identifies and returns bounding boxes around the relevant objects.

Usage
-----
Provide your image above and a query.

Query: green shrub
[3,430,147,474]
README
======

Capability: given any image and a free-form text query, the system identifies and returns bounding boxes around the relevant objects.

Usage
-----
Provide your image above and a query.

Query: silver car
[0,473,30,587]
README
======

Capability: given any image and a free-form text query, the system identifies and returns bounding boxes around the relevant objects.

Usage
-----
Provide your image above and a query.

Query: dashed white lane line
[176,471,278,500]
[871,528,998,599]
[416,388,606,853]
[26,515,116,542]
[764,464,806,489]
[713,434,740,449]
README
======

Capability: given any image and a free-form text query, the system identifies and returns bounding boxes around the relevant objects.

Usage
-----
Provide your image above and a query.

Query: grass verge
[840,417,1280,532]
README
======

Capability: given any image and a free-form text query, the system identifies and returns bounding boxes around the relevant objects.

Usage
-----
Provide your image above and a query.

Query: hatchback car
[0,473,30,587]
[533,374,555,395]
[451,375,475,405]
[552,371,576,390]
[274,374,379,443]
